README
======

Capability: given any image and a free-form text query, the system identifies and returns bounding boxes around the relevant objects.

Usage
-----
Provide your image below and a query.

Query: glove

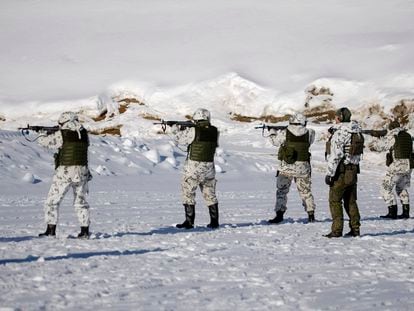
[268,128,278,135]
[325,175,334,186]
[170,124,181,134]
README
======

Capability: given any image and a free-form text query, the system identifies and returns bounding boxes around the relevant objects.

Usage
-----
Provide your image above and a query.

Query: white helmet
[289,112,307,126]
[192,108,211,122]
[58,111,79,125]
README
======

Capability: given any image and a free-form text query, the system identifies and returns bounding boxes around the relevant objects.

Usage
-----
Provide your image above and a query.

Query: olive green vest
[278,129,311,163]
[188,123,218,162]
[394,131,412,159]
[55,129,89,168]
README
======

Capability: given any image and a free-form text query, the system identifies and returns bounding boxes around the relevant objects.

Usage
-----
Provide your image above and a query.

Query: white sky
[0,0,413,103]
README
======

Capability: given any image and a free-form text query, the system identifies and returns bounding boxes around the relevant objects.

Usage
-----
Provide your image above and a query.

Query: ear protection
[336,107,351,122]
[338,108,346,122]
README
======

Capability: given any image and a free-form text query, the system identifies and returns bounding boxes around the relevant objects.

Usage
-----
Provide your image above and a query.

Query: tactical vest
[188,123,218,162]
[348,132,364,156]
[55,129,89,168]
[278,129,310,163]
[394,131,412,159]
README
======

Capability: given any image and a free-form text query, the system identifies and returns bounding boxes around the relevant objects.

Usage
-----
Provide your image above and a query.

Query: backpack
[348,132,364,156]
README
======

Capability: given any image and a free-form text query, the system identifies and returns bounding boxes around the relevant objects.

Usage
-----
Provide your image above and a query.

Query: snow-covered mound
[1,73,413,137]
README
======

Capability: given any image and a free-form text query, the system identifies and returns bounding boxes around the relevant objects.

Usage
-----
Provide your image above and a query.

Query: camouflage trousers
[328,165,360,234]
[44,166,90,226]
[181,160,218,206]
[275,173,315,213]
[381,170,411,206]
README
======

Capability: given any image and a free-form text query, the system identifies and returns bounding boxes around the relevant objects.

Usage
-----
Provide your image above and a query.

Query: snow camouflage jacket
[269,124,315,178]
[326,121,362,177]
[369,127,412,174]
[171,125,219,179]
[38,120,91,182]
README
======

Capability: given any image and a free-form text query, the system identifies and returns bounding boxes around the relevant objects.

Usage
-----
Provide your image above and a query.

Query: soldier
[268,112,316,224]
[369,120,413,219]
[324,107,364,238]
[38,112,92,238]
[171,108,219,229]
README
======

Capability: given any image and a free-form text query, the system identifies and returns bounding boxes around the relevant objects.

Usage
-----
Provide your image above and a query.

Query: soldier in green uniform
[324,108,364,238]
[171,108,219,229]
[37,112,92,238]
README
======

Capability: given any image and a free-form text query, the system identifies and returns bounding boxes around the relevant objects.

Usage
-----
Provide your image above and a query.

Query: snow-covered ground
[1,0,414,310]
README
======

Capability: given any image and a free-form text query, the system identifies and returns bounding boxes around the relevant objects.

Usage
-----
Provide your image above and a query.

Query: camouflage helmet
[335,107,352,122]
[192,108,211,122]
[289,112,307,126]
[58,111,79,125]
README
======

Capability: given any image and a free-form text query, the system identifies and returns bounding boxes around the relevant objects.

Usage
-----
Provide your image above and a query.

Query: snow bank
[2,73,413,136]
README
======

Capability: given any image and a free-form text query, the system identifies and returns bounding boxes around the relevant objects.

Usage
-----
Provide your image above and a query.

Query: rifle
[153,120,195,133]
[255,124,288,137]
[363,129,414,142]
[328,127,388,138]
[361,129,388,138]
[18,124,60,141]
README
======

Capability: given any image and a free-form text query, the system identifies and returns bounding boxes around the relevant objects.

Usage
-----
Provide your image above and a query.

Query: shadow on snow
[95,218,324,238]
[1,217,411,244]
[362,229,414,237]
[0,248,165,265]
[0,236,36,243]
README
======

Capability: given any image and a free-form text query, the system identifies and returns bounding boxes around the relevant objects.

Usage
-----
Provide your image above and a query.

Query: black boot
[39,224,56,237]
[77,226,90,239]
[380,205,397,219]
[176,204,195,229]
[398,204,410,219]
[307,211,315,223]
[269,211,285,224]
[323,232,342,238]
[344,229,360,237]
[207,203,219,229]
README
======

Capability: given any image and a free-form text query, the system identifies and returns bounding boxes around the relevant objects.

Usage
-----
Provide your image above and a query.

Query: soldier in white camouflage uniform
[171,108,219,229]
[324,108,363,238]
[38,112,91,238]
[369,120,413,219]
[268,113,316,224]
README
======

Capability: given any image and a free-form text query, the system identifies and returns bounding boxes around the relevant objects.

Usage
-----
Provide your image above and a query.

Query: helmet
[335,107,352,122]
[192,108,211,122]
[58,111,79,125]
[289,112,307,126]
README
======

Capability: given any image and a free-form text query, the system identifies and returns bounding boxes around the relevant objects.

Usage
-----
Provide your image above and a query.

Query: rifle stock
[361,129,388,137]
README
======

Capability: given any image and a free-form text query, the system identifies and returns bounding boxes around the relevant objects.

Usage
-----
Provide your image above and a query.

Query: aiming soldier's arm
[308,128,316,145]
[38,131,63,149]
[269,128,286,147]
[171,125,196,146]
[368,132,394,153]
